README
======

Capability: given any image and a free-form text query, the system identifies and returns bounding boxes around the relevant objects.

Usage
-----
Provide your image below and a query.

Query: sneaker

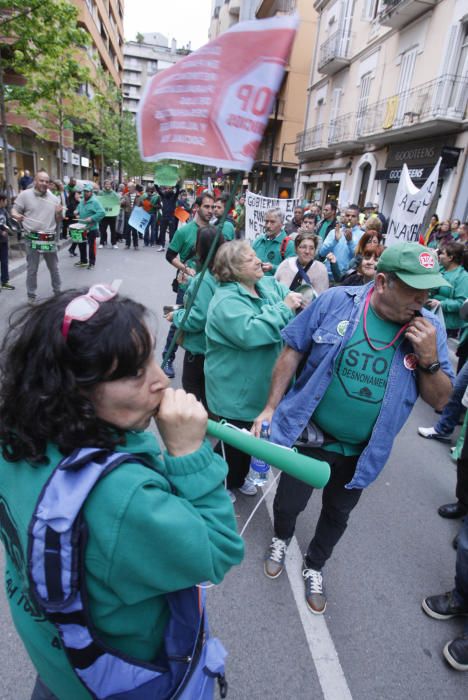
[87,264,95,270]
[27,296,37,306]
[157,246,165,252]
[443,635,468,671]
[112,244,119,249]
[418,426,452,441]
[302,564,326,614]
[68,248,77,257]
[264,537,290,579]
[98,244,104,249]
[2,282,15,290]
[74,261,88,267]
[422,592,468,620]
[227,489,236,503]
[238,478,257,496]
[162,361,175,379]
[125,245,130,250]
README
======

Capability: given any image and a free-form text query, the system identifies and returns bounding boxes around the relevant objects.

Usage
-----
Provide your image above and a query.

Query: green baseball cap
[83,183,94,192]
[376,242,450,289]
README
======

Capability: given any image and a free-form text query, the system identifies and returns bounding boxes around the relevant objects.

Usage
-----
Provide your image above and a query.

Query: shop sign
[71,153,80,166]
[81,156,90,168]
[386,136,454,168]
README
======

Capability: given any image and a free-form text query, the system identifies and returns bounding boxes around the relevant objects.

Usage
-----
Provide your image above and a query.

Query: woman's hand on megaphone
[251,406,274,438]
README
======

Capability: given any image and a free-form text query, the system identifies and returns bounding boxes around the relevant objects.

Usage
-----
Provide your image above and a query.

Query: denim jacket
[270,283,454,490]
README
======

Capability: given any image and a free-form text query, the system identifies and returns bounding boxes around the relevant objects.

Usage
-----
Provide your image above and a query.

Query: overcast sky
[124,0,212,50]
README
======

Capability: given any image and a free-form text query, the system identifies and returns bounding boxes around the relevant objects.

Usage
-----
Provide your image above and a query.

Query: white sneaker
[112,244,119,249]
[227,489,236,503]
[238,478,258,496]
[98,244,103,249]
[418,426,452,442]
[157,246,165,252]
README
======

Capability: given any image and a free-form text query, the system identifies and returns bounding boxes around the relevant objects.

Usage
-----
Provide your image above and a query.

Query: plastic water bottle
[248,421,271,486]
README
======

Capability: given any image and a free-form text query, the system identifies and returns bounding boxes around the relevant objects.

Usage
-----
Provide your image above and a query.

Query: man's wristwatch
[418,361,441,374]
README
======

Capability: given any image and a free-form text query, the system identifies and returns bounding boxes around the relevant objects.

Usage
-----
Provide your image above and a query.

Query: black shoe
[444,635,468,671]
[162,361,175,379]
[68,249,77,257]
[422,591,468,620]
[438,502,468,519]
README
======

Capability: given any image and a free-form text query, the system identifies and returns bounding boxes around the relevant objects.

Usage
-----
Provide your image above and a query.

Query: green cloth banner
[96,191,121,217]
[154,163,179,187]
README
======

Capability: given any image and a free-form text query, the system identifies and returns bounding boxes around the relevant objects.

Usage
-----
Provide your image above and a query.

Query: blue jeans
[162,288,185,363]
[143,214,158,246]
[435,362,468,435]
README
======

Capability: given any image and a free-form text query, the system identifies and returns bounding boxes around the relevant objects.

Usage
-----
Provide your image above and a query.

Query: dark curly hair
[0,290,153,464]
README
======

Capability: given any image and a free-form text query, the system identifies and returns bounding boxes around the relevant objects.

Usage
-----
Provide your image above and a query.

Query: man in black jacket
[155,183,180,251]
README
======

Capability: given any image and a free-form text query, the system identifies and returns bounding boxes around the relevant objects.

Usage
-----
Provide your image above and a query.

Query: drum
[26,231,57,253]
[69,223,88,243]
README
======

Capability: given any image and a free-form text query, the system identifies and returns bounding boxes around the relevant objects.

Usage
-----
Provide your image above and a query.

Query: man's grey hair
[266,207,284,223]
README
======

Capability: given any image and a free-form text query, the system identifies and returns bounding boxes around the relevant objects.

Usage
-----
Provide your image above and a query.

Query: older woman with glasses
[275,233,329,295]
[0,286,243,700]
[205,240,302,501]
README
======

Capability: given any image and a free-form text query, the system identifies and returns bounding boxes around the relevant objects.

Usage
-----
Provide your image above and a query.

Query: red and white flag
[137,15,298,171]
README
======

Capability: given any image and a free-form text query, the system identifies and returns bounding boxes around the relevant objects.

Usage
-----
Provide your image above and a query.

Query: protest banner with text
[245,190,301,241]
[386,159,441,246]
[137,16,297,171]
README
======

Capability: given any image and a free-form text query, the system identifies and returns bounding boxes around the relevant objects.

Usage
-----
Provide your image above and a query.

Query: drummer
[12,170,63,305]
[75,183,105,270]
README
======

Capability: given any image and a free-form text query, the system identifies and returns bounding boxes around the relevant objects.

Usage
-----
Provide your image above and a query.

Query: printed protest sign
[96,191,120,217]
[128,207,151,235]
[386,159,441,246]
[245,190,301,241]
[137,16,298,171]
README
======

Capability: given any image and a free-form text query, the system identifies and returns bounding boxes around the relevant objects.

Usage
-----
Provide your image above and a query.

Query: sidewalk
[8,238,69,279]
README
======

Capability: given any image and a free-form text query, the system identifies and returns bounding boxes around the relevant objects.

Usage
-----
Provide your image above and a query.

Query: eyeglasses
[61,283,119,341]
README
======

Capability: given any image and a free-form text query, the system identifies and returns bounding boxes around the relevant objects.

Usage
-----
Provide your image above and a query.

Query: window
[396,47,417,122]
[362,0,380,21]
[328,88,342,141]
[356,72,373,133]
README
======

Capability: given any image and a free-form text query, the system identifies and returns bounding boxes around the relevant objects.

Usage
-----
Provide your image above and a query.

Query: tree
[0,0,89,193]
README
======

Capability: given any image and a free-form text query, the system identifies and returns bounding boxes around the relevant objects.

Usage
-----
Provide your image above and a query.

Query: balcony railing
[296,125,326,154]
[255,145,281,163]
[328,112,355,145]
[379,0,439,30]
[356,74,467,140]
[318,28,351,75]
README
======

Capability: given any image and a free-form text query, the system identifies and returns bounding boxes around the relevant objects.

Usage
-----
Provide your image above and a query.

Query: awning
[0,137,16,152]
[376,166,438,182]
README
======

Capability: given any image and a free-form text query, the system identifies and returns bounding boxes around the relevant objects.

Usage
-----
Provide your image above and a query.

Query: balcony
[256,0,297,17]
[356,74,467,144]
[296,125,328,157]
[328,112,359,152]
[379,0,439,30]
[318,28,351,76]
[255,145,281,163]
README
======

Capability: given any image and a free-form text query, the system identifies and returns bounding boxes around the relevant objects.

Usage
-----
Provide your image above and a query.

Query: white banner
[245,190,301,241]
[386,158,441,246]
[137,16,298,171]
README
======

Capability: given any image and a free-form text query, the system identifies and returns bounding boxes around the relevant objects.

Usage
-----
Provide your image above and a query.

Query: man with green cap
[254,242,454,615]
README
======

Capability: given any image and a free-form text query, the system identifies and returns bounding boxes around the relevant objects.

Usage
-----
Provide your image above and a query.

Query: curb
[8,239,70,280]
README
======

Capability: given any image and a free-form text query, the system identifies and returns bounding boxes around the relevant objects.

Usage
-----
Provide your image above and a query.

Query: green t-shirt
[313,304,404,455]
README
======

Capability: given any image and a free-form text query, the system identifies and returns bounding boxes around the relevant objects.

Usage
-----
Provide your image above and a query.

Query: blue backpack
[27,447,228,699]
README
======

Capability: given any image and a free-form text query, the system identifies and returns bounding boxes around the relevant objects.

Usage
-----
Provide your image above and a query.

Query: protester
[300,211,317,233]
[284,207,304,235]
[254,243,453,614]
[427,242,468,337]
[205,240,302,501]
[275,233,329,295]
[319,205,363,279]
[98,179,121,249]
[428,220,453,249]
[18,169,33,191]
[155,182,180,251]
[252,207,294,276]
[162,193,216,378]
[166,225,225,407]
[338,243,384,286]
[235,193,246,239]
[120,182,141,250]
[11,170,62,304]
[75,183,105,270]
[315,202,337,241]
[424,214,439,246]
[0,286,244,700]
[66,189,82,256]
[212,197,235,240]
[0,192,15,291]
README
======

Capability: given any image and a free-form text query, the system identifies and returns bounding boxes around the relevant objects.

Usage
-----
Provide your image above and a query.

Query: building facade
[2,0,124,188]
[296,0,467,220]
[123,33,185,117]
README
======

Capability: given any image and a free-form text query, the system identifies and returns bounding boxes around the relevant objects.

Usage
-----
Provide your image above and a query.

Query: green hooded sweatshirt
[205,277,293,420]
[172,270,218,355]
[0,432,244,699]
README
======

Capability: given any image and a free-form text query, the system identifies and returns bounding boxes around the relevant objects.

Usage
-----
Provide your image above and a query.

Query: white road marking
[264,479,353,700]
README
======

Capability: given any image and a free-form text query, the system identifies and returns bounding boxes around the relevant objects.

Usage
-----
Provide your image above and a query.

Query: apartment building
[123,33,184,117]
[208,0,317,196]
[296,0,467,220]
[2,0,124,186]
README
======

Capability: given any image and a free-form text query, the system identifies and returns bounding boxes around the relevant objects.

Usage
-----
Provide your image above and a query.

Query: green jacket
[220,220,235,241]
[252,229,294,274]
[76,194,105,232]
[0,432,244,699]
[205,277,293,420]
[173,270,218,355]
[432,265,468,330]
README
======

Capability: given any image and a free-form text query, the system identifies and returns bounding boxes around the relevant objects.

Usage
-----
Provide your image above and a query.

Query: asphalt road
[0,241,466,699]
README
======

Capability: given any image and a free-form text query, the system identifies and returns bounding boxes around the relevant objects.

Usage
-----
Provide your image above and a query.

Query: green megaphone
[206,419,330,489]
